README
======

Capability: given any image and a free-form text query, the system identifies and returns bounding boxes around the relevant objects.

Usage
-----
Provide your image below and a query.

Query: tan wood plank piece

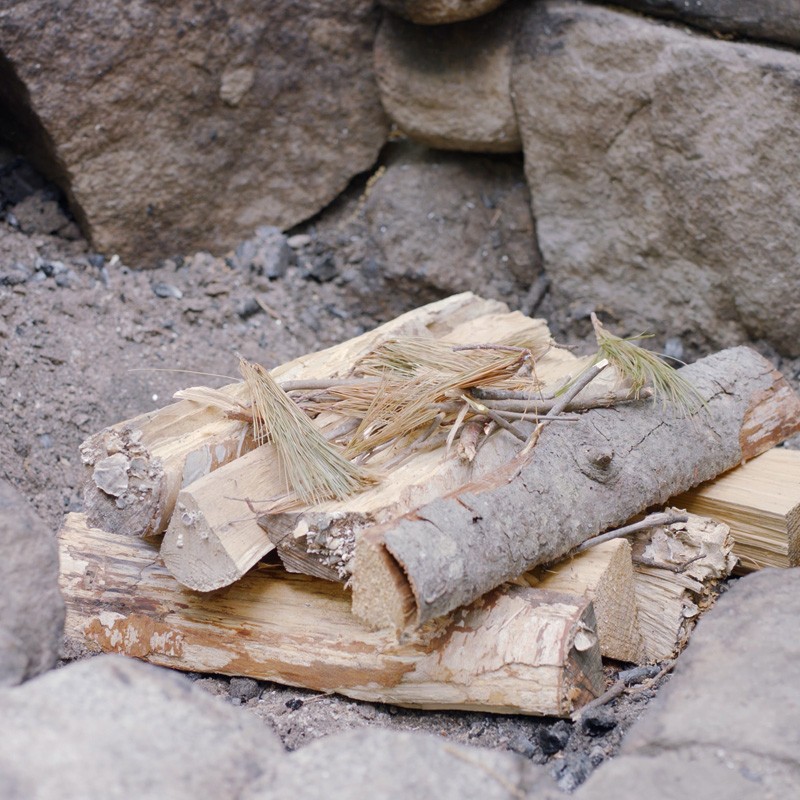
[673,447,800,571]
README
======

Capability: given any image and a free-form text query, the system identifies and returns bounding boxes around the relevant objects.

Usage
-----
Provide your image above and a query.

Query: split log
[59,513,604,717]
[523,539,643,663]
[352,347,800,631]
[78,292,509,539]
[673,447,800,571]
[630,513,736,662]
[160,310,586,591]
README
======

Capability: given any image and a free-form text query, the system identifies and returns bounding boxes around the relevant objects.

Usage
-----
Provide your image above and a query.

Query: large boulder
[0,655,284,800]
[375,5,521,152]
[608,1,800,49]
[327,143,542,318]
[0,481,64,686]
[378,0,509,25]
[577,569,800,798]
[242,728,554,800]
[513,2,800,355]
[0,1,387,264]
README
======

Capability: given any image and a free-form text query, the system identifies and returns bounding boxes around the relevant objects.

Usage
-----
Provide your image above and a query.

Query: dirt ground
[2,151,796,791]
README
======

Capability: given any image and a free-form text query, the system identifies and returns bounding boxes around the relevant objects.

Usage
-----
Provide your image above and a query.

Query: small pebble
[538,720,571,755]
[589,745,606,767]
[286,233,311,249]
[306,253,338,283]
[553,754,592,792]
[151,282,183,299]
[581,707,617,737]
[229,677,261,702]
[506,732,537,759]
[237,297,261,319]
[285,697,304,711]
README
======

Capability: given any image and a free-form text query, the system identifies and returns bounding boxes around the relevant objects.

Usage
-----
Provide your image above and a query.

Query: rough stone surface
[336,143,541,318]
[242,728,554,800]
[608,1,800,49]
[0,1,387,263]
[378,0,508,25]
[578,569,800,798]
[375,5,521,152]
[0,655,284,800]
[0,480,64,686]
[578,750,796,800]
[513,2,800,356]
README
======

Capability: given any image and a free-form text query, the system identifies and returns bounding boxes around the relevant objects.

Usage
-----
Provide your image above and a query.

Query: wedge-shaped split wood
[352,347,800,632]
[673,447,800,571]
[59,513,604,717]
[524,539,643,663]
[630,513,737,662]
[80,292,509,539]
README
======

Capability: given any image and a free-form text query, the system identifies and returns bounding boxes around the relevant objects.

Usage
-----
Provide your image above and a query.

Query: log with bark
[351,347,800,632]
[59,512,604,717]
[673,447,800,571]
[78,292,510,539]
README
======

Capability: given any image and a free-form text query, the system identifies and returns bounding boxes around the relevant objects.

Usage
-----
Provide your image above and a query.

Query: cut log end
[351,529,416,631]
[739,370,800,461]
[529,539,643,663]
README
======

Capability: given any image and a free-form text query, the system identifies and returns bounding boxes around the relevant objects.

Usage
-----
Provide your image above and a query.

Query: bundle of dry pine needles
[231,320,701,511]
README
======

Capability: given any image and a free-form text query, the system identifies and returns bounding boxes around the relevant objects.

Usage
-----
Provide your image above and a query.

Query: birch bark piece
[80,292,505,539]
[352,347,800,631]
[60,513,604,717]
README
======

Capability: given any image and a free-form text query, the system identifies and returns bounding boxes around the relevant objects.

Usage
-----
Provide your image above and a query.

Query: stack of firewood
[60,293,800,717]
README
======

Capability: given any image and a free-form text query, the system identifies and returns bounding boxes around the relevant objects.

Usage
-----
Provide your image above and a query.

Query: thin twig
[575,511,689,553]
[633,553,705,574]
[520,359,610,455]
[279,377,381,392]
[572,662,672,722]
[451,344,531,355]
[463,393,528,442]
[492,409,582,423]
[472,386,558,402]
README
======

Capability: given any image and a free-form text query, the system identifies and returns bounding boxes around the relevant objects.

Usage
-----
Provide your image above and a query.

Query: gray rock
[626,569,800,766]
[0,1,387,264]
[513,2,800,355]
[0,262,30,286]
[538,719,571,755]
[608,1,800,49]
[378,0,509,25]
[230,676,261,702]
[0,481,64,686]
[0,655,284,799]
[242,728,555,800]
[578,750,795,800]
[375,6,521,152]
[577,569,800,798]
[10,189,71,236]
[233,227,292,279]
[358,143,541,314]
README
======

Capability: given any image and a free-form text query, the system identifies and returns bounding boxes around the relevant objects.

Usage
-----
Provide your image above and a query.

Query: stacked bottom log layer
[59,513,604,717]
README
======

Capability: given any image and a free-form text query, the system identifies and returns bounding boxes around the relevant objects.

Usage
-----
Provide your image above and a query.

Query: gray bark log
[355,347,800,629]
